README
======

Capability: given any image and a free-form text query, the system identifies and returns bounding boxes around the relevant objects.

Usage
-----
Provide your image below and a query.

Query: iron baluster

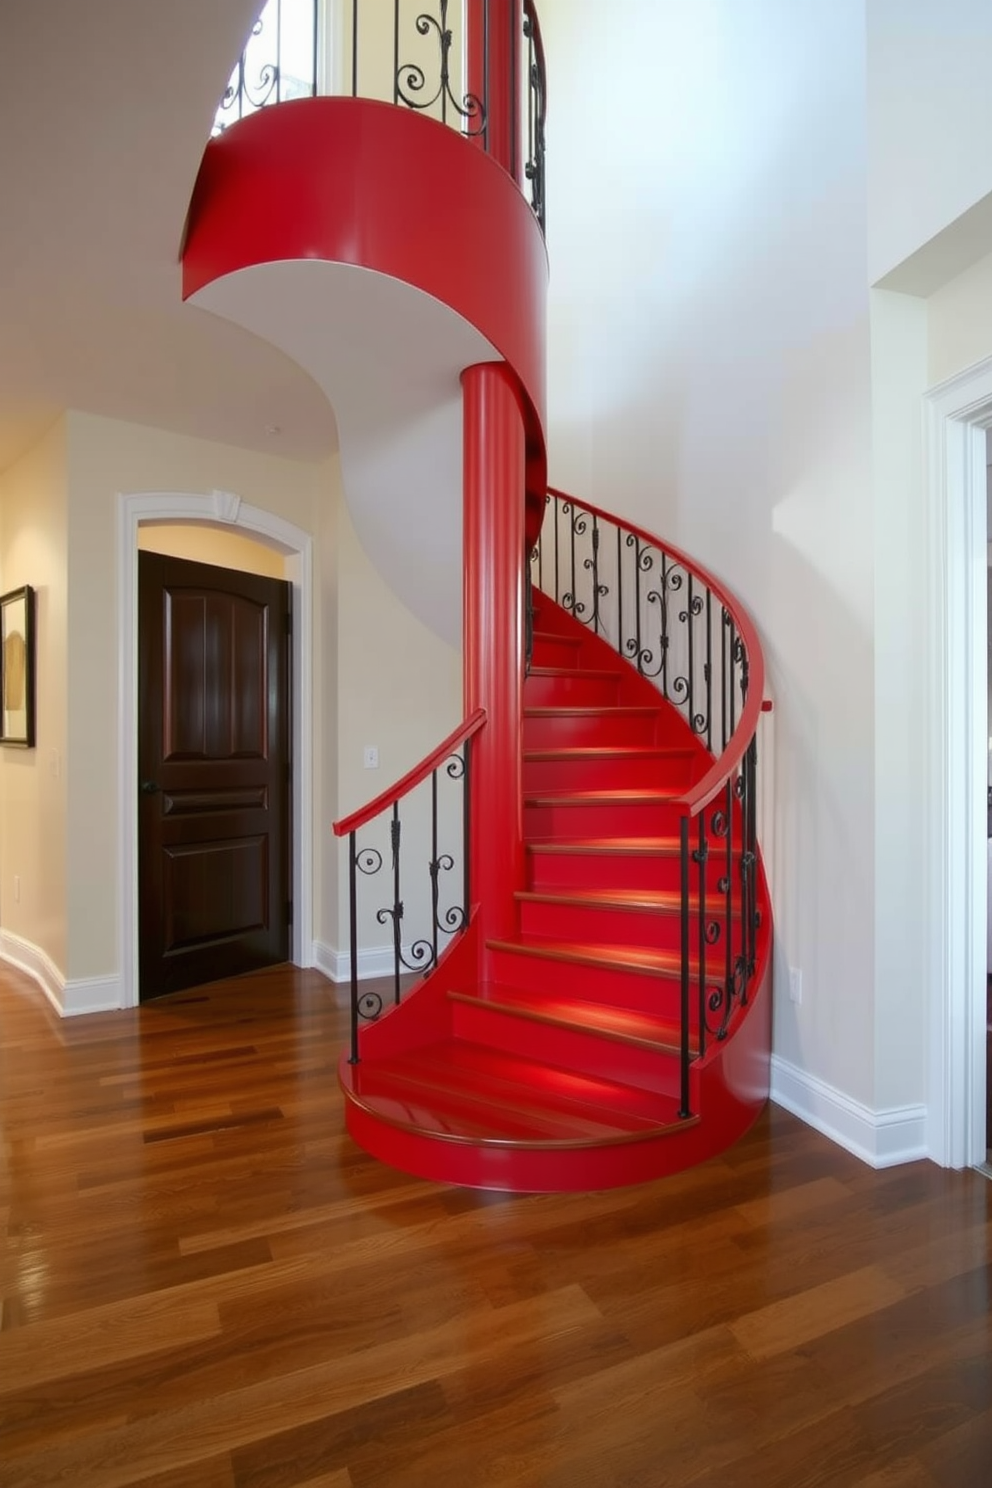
[616,524,624,662]
[395,0,487,137]
[352,0,359,94]
[679,815,692,1119]
[348,829,359,1063]
[723,779,734,1034]
[429,768,440,970]
[462,740,471,925]
[704,589,713,753]
[390,804,402,1006]
[695,813,709,1061]
[660,553,670,699]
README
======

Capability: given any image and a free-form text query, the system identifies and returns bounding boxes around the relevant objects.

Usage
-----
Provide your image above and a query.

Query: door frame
[118,489,314,1008]
[924,358,992,1169]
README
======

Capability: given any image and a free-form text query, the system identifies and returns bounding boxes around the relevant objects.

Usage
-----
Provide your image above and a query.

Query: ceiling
[0,0,338,476]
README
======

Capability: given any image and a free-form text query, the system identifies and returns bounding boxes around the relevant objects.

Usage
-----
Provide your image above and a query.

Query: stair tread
[487,935,691,980]
[345,1039,681,1144]
[524,705,662,716]
[532,629,582,645]
[527,666,622,680]
[449,983,688,1053]
[517,887,682,912]
[527,836,742,857]
[524,746,695,760]
[524,788,678,805]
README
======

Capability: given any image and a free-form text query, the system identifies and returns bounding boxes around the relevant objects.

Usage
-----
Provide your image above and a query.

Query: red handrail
[333,708,487,838]
[546,487,766,818]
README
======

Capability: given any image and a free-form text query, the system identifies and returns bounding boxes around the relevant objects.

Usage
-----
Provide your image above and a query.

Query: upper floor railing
[215,0,547,231]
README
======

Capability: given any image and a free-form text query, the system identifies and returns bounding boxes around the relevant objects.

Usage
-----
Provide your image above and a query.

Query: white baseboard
[313,939,427,1004]
[770,1054,928,1168]
[0,930,123,1017]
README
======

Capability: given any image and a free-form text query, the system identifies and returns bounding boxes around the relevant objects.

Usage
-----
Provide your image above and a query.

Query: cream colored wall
[137,522,286,578]
[927,248,992,384]
[63,411,336,983]
[0,419,69,974]
[335,495,462,952]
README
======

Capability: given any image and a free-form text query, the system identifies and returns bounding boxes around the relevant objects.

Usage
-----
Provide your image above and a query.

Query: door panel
[138,552,291,1000]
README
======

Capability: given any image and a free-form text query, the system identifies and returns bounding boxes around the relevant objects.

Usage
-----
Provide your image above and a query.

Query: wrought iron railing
[531,491,767,1115]
[215,1,547,232]
[333,709,486,1063]
[214,0,319,133]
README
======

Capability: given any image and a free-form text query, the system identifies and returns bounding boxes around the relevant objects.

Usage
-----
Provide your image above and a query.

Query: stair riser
[530,637,583,669]
[524,673,621,708]
[519,899,744,954]
[525,800,679,839]
[488,944,684,1017]
[524,712,662,748]
[449,999,685,1097]
[523,754,695,793]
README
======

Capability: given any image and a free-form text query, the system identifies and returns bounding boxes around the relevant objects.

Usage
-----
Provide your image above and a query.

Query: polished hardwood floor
[1,959,990,1487]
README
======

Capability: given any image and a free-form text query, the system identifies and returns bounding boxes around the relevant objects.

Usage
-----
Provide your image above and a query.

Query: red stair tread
[523,746,695,760]
[487,935,691,980]
[516,887,741,918]
[449,983,688,1055]
[517,886,682,914]
[524,705,662,716]
[527,666,623,680]
[527,836,742,857]
[345,1039,682,1146]
[523,789,679,806]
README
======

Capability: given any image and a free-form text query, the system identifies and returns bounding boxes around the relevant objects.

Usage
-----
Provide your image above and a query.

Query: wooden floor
[1,962,990,1487]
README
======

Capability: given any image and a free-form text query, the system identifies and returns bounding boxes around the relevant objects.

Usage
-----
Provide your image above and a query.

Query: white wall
[0,419,69,975]
[868,0,992,289]
[540,0,877,1110]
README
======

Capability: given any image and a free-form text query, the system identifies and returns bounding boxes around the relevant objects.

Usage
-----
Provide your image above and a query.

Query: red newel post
[465,0,524,185]
[462,362,526,949]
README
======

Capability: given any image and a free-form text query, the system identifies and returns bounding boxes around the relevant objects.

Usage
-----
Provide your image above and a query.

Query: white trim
[0,931,121,1017]
[313,937,422,988]
[770,1056,928,1169]
[923,361,992,1169]
[117,492,315,1009]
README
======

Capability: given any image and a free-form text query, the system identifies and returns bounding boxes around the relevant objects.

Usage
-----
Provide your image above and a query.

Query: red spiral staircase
[182,0,772,1193]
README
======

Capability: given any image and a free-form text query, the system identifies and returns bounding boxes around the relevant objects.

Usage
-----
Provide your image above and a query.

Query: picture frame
[0,585,35,748]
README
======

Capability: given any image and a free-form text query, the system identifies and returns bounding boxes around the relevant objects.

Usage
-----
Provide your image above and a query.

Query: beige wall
[335,496,462,950]
[0,418,69,973]
[928,248,992,384]
[63,411,335,983]
[137,522,287,578]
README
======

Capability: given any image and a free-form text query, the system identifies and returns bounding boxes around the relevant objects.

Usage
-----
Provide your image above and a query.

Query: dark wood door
[138,552,291,1001]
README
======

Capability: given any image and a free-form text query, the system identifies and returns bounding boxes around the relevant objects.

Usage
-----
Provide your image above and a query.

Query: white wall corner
[0,931,122,1017]
[770,1055,928,1169]
[313,939,426,1000]
[0,929,65,1016]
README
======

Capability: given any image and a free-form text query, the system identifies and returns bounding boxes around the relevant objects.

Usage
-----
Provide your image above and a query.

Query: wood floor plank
[2,961,991,1487]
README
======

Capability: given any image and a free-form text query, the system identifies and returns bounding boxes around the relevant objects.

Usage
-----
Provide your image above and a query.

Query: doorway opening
[118,491,315,1009]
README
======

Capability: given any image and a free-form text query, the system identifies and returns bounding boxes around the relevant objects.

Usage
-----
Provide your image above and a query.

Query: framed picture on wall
[0,586,35,747]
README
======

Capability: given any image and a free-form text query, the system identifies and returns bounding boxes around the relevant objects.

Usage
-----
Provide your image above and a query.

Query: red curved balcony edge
[334,709,487,839]
[546,486,767,817]
[183,95,548,457]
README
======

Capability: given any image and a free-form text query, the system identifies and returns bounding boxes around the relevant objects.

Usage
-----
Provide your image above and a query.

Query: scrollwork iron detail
[396,1,486,137]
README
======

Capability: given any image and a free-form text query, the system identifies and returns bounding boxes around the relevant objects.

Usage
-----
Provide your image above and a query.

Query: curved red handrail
[333,708,487,838]
[546,487,766,818]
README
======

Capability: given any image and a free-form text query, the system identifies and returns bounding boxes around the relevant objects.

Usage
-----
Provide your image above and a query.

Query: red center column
[462,362,526,952]
[465,0,524,185]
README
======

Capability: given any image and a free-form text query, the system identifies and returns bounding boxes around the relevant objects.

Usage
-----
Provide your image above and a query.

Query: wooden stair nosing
[448,986,694,1060]
[527,666,625,681]
[523,789,680,808]
[526,836,744,859]
[486,935,706,981]
[516,887,743,920]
